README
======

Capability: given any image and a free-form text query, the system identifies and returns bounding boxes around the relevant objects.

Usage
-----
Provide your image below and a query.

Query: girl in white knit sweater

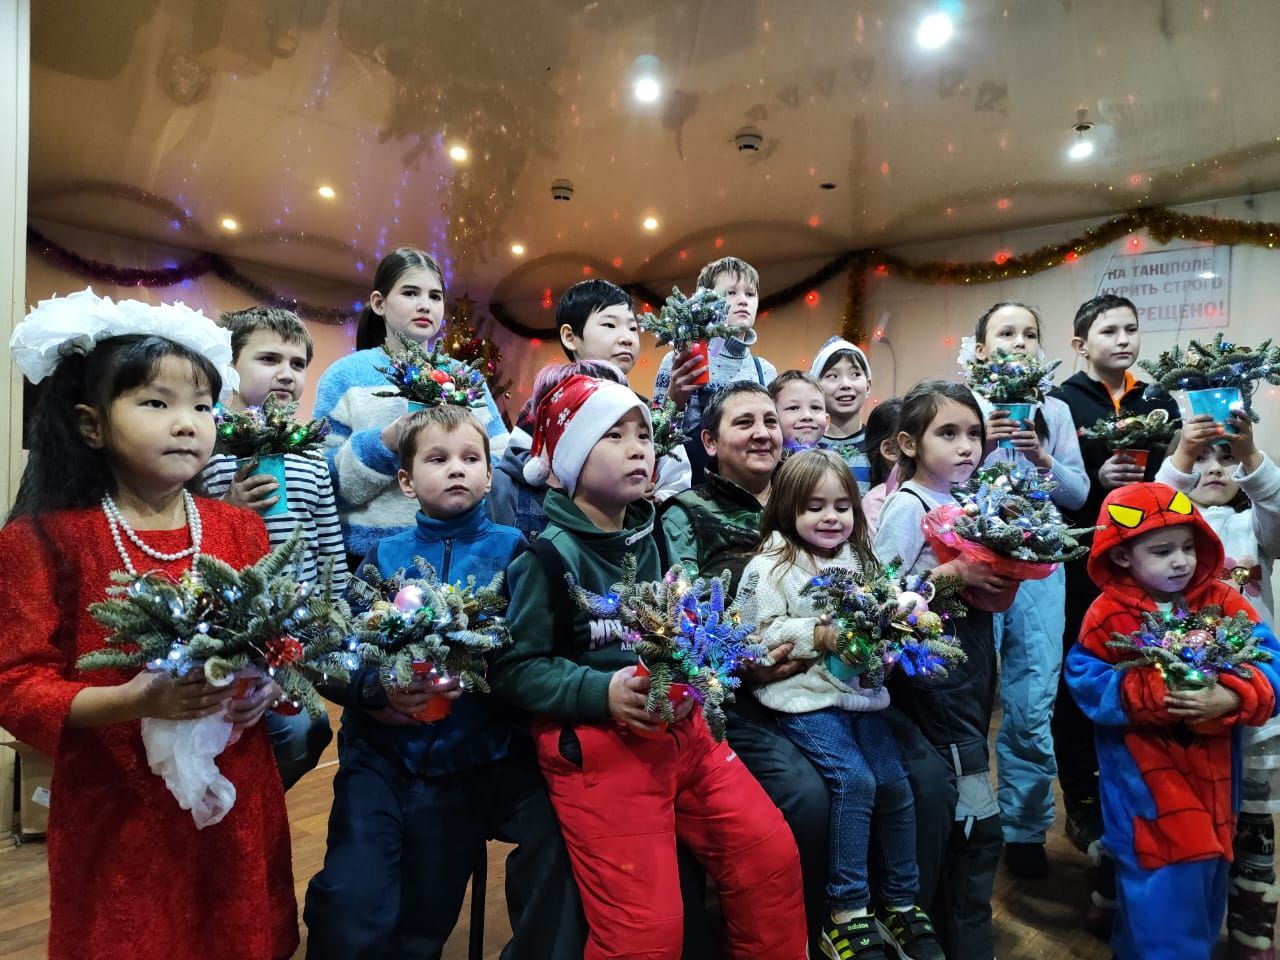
[739,449,943,960]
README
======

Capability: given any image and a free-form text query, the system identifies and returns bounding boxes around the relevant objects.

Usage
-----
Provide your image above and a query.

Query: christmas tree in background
[445,295,513,400]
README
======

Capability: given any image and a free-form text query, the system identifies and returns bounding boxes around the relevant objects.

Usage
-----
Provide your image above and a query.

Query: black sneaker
[1004,841,1050,879]
[822,913,889,960]
[1065,801,1104,853]
[876,905,945,960]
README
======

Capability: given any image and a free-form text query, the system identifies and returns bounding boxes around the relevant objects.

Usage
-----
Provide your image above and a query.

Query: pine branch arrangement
[1078,408,1178,449]
[801,563,967,688]
[962,349,1062,404]
[569,556,766,740]
[214,394,329,460]
[638,287,739,352]
[79,526,355,717]
[349,561,510,694]
[649,399,688,458]
[1108,603,1271,690]
[950,462,1094,563]
[375,331,490,408]
[1140,333,1280,418]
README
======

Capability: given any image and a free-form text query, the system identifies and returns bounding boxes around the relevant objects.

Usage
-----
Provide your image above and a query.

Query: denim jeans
[776,707,918,911]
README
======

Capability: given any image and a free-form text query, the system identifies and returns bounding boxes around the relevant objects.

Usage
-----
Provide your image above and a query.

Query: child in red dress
[0,291,298,960]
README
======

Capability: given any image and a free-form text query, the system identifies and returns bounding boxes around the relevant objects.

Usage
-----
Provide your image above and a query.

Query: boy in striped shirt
[201,306,349,788]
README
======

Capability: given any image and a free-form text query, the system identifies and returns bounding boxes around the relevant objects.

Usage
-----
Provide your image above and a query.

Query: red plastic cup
[679,340,711,386]
[230,675,256,700]
[629,659,694,739]
[411,661,454,723]
[1116,448,1150,472]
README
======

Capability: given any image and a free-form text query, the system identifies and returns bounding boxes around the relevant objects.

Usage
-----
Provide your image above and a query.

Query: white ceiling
[27,0,1280,311]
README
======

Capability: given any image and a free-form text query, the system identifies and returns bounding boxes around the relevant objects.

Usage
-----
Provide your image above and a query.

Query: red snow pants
[533,712,808,960]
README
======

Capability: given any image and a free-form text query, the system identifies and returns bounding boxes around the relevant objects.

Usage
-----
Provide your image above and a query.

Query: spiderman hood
[1088,481,1224,609]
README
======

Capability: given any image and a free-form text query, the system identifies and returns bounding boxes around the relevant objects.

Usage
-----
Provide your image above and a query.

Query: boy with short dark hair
[305,404,585,960]
[654,256,777,483]
[200,306,345,789]
[1066,482,1280,959]
[491,374,806,960]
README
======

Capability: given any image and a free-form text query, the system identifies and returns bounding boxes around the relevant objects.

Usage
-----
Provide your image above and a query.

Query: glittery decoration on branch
[569,556,766,741]
[1107,603,1271,690]
[1078,408,1179,450]
[349,561,510,693]
[961,350,1061,404]
[801,563,967,688]
[638,287,738,352]
[376,331,490,408]
[79,526,353,717]
[649,399,688,458]
[1139,333,1280,419]
[946,462,1094,564]
[214,395,329,460]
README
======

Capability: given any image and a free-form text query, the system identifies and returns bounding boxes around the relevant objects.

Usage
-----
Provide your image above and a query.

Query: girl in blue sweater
[314,247,509,562]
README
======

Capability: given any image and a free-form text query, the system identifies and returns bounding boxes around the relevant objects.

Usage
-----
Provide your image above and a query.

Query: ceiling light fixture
[448,144,469,162]
[317,185,336,199]
[634,76,661,103]
[510,243,526,256]
[220,217,239,232]
[1068,108,1096,161]
[642,216,659,231]
[917,10,954,49]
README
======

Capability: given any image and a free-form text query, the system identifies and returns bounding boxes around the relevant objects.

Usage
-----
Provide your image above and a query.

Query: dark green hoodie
[489,488,664,722]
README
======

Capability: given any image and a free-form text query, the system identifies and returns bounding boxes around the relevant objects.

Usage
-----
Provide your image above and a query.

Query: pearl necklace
[102,491,203,577]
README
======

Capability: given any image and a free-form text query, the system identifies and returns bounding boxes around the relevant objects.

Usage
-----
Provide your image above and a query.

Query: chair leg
[468,842,488,960]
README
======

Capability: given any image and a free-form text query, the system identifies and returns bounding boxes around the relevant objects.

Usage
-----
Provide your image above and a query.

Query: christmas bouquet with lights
[649,398,689,458]
[1140,333,1280,427]
[569,557,767,741]
[349,562,511,723]
[639,286,738,386]
[921,461,1095,612]
[800,564,967,690]
[79,527,354,827]
[960,345,1061,448]
[376,331,490,410]
[213,395,330,517]
[1078,408,1178,470]
[1107,603,1271,691]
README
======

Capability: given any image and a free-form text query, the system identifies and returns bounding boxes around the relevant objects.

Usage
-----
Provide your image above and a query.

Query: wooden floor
[0,706,1152,959]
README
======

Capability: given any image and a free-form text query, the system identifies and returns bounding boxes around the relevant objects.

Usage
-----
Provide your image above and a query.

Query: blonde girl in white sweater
[739,449,943,960]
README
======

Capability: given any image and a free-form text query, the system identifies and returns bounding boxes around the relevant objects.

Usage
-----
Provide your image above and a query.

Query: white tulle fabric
[10,287,238,397]
[141,713,237,829]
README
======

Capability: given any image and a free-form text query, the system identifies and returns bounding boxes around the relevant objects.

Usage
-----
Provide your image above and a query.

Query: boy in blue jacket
[304,405,584,960]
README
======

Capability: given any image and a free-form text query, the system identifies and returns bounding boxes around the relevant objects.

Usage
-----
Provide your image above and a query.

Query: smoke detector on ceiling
[550,178,574,202]
[734,126,764,152]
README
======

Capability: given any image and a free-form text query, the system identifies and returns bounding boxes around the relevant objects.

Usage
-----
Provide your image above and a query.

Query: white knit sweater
[740,533,891,714]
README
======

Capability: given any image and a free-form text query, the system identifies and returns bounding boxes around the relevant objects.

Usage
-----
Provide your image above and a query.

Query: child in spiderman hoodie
[1066,482,1280,960]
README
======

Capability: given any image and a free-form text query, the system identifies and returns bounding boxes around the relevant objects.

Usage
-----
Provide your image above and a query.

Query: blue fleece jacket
[339,499,526,775]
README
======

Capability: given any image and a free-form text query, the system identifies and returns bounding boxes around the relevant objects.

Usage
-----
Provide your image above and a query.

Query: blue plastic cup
[993,402,1034,449]
[407,400,427,413]
[243,454,289,517]
[1181,387,1243,435]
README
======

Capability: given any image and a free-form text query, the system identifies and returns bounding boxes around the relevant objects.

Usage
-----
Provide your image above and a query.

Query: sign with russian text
[1096,245,1230,332]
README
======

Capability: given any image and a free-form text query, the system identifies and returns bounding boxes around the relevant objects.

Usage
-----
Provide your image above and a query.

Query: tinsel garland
[1108,603,1271,690]
[349,562,510,693]
[800,563,967,689]
[78,526,354,718]
[569,557,766,741]
[1078,408,1179,450]
[214,395,329,460]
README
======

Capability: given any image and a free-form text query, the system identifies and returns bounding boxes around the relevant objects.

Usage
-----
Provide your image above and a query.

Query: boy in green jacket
[490,374,806,960]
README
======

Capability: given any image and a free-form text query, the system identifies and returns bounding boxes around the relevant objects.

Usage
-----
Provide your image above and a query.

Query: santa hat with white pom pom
[523,373,650,496]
